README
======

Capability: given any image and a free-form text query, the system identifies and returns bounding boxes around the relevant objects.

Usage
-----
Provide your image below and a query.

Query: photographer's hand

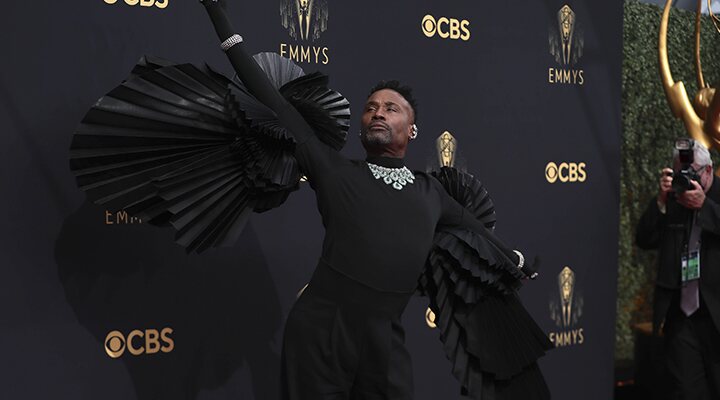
[658,167,673,206]
[677,180,706,209]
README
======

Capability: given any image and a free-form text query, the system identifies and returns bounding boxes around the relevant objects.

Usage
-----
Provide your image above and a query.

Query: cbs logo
[104,0,169,9]
[421,15,470,41]
[104,328,174,358]
[545,162,587,183]
[425,308,437,329]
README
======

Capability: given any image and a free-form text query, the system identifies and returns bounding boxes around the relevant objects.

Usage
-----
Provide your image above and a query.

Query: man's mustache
[366,121,390,131]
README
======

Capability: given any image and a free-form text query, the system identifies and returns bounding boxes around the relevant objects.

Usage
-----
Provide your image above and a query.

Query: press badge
[681,250,701,283]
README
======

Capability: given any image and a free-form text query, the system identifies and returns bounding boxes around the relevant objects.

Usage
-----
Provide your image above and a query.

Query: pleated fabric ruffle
[421,167,552,400]
[227,52,349,152]
[70,53,350,253]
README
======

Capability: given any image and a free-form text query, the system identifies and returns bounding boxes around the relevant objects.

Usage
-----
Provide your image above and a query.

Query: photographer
[636,139,720,399]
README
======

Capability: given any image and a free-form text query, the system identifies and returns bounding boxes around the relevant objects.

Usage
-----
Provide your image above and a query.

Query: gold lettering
[562,69,571,83]
[145,329,160,354]
[561,330,571,345]
[569,163,578,181]
[279,43,329,65]
[559,163,569,183]
[549,329,585,347]
[105,210,113,225]
[127,330,145,355]
[449,18,460,39]
[105,0,169,9]
[301,46,311,63]
[548,68,585,85]
[460,20,471,41]
[438,17,450,39]
[289,45,299,61]
[578,162,587,182]
[161,327,175,353]
[117,210,129,224]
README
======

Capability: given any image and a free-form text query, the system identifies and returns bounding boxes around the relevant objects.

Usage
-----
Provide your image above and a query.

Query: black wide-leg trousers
[281,262,414,400]
[665,301,720,400]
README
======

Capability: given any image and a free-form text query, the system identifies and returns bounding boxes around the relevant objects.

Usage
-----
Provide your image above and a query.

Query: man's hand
[520,255,540,280]
[658,167,673,206]
[677,180,706,210]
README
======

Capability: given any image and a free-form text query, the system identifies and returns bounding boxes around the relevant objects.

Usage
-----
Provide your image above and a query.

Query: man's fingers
[660,176,673,192]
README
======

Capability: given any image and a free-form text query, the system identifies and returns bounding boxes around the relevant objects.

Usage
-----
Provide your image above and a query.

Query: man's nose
[371,109,386,120]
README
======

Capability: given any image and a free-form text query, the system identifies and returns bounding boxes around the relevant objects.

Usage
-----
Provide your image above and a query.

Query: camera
[672,138,700,194]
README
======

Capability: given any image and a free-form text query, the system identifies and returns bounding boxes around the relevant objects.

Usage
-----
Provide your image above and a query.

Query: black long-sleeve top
[204,3,520,292]
[298,135,487,291]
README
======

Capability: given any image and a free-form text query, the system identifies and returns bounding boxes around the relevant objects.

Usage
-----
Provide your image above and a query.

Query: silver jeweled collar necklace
[367,162,415,190]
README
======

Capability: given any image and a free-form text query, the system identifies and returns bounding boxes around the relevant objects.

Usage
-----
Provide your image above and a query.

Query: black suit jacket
[636,176,720,334]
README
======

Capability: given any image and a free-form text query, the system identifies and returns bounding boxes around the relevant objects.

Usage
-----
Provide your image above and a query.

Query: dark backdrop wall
[1,1,623,399]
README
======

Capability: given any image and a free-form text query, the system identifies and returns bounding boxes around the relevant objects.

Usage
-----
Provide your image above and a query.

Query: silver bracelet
[513,250,525,269]
[221,34,243,52]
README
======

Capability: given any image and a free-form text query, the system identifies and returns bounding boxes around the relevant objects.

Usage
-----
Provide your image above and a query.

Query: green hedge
[618,0,720,360]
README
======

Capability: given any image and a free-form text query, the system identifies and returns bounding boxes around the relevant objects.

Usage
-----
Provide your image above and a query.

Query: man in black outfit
[197,1,550,399]
[636,141,720,399]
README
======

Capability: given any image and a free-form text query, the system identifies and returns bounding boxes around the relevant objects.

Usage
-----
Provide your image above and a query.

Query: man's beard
[361,127,393,146]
